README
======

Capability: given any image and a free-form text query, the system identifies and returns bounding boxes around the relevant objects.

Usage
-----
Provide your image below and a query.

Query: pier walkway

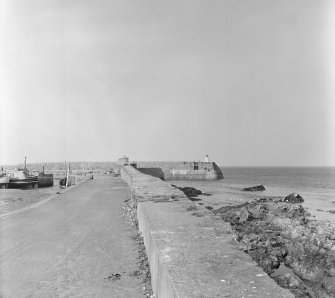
[0,176,145,297]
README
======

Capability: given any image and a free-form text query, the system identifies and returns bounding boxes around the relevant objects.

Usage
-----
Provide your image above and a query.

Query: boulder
[281,193,304,204]
[243,185,266,191]
[171,185,203,197]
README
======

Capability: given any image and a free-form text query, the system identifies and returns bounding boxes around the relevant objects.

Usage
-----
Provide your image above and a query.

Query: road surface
[0,176,146,297]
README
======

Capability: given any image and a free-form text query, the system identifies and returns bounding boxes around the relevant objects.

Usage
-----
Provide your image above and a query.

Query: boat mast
[65,165,69,188]
[23,156,27,174]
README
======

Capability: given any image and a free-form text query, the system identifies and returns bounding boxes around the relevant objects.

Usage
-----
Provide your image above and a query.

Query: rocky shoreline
[213,197,335,297]
[174,184,335,297]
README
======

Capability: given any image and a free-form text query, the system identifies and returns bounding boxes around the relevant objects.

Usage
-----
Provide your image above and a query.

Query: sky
[1,0,335,166]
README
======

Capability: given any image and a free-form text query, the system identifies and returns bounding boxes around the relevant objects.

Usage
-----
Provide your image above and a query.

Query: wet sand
[0,182,62,217]
[169,179,335,222]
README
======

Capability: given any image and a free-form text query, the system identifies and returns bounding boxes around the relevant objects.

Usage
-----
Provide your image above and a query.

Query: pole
[65,165,69,188]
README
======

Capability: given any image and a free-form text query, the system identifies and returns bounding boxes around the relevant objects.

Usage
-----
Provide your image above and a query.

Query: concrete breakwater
[133,161,224,180]
[120,165,293,297]
[119,165,185,206]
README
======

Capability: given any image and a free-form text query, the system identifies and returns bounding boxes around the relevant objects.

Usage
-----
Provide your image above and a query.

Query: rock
[237,207,250,224]
[255,197,273,203]
[186,205,197,211]
[280,193,304,204]
[188,197,202,202]
[327,210,335,214]
[106,273,121,281]
[247,204,267,219]
[243,185,266,191]
[322,277,335,294]
[211,199,335,297]
[274,273,311,297]
[171,185,203,197]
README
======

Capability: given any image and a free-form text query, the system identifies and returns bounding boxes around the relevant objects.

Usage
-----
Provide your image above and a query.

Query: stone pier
[120,165,293,297]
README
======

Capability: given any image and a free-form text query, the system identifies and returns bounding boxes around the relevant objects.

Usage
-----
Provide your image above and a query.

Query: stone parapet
[119,165,186,206]
[137,201,294,298]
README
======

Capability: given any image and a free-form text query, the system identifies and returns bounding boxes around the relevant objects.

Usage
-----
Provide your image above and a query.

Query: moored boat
[6,157,39,189]
[59,165,72,188]
[59,177,68,188]
[8,169,38,189]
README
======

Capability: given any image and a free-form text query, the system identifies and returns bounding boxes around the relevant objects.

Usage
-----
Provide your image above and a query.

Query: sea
[170,167,335,222]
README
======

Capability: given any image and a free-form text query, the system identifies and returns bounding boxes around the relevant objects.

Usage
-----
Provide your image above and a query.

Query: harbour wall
[120,165,185,206]
[38,173,54,187]
[2,162,117,178]
[2,160,223,181]
[134,161,224,180]
[136,168,165,180]
[120,165,293,298]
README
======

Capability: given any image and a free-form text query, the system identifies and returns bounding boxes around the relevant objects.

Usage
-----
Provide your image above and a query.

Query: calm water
[171,167,335,221]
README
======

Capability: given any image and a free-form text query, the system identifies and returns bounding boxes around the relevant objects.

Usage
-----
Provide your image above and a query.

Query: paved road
[0,176,145,297]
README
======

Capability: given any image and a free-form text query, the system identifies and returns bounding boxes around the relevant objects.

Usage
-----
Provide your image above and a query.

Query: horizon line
[1,160,335,168]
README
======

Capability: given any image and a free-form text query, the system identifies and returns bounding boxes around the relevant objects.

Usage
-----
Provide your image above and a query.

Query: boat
[59,177,69,188]
[59,165,71,188]
[8,169,38,189]
[7,157,38,189]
